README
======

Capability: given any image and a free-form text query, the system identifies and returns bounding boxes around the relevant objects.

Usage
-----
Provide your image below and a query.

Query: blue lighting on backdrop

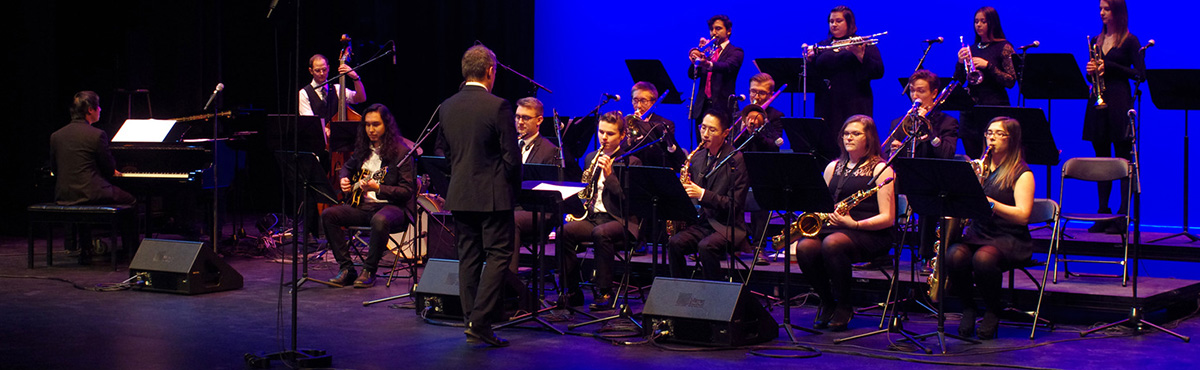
[533,0,1199,231]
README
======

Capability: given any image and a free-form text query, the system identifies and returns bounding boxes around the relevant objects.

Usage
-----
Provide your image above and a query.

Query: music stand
[891,158,991,353]
[1019,53,1090,123]
[898,77,976,111]
[1146,69,1200,243]
[780,118,828,161]
[561,116,598,162]
[327,120,358,153]
[266,114,341,289]
[625,59,684,104]
[744,152,832,340]
[969,106,1060,199]
[753,58,811,116]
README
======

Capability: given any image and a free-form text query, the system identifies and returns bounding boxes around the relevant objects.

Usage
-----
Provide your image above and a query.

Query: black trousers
[453,210,514,328]
[556,212,629,293]
[322,203,409,273]
[667,222,741,281]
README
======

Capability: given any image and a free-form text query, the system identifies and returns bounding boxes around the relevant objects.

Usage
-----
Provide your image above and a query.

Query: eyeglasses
[632,98,655,104]
[984,130,1009,138]
[699,125,723,134]
[515,115,538,122]
[749,89,770,96]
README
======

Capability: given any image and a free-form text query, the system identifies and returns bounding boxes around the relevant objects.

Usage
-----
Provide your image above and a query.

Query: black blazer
[581,149,642,237]
[49,120,124,205]
[437,85,521,212]
[523,135,560,165]
[339,145,417,215]
[626,113,686,170]
[689,142,749,238]
[687,43,745,119]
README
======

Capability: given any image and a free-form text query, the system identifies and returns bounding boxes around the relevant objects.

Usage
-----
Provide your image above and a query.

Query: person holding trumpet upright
[956,6,1017,160]
[667,110,749,281]
[947,117,1035,340]
[807,5,885,163]
[792,115,895,332]
[687,14,744,122]
[1084,0,1144,234]
[555,111,641,311]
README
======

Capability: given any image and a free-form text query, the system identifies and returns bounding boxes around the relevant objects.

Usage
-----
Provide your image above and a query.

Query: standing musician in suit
[1084,0,1143,234]
[627,81,686,171]
[731,73,784,264]
[947,117,1034,340]
[667,110,749,281]
[807,5,885,163]
[512,97,560,273]
[793,115,895,332]
[321,104,416,288]
[956,6,1017,160]
[556,111,641,311]
[299,54,366,123]
[687,14,744,122]
[438,45,520,347]
[889,70,959,272]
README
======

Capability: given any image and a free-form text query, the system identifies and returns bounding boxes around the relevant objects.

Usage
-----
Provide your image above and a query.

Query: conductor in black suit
[512,97,560,272]
[667,110,749,281]
[687,14,744,121]
[50,91,135,206]
[437,45,519,347]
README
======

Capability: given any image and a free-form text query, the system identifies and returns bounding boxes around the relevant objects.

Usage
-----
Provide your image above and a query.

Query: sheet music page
[111,119,177,142]
[533,183,586,200]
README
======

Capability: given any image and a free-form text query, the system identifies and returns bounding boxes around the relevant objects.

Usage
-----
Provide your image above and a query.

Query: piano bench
[27,203,139,271]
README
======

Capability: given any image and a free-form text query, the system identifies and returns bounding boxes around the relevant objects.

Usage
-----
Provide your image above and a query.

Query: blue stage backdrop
[533,0,1199,231]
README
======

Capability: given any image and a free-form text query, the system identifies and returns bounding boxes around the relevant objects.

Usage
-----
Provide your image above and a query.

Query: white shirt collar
[464,81,488,90]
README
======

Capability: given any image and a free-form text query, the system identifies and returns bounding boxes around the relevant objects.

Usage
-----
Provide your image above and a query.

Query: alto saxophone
[566,150,604,222]
[665,143,704,235]
[772,177,894,245]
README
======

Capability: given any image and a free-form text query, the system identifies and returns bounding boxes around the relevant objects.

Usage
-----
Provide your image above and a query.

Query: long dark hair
[353,103,406,164]
[985,116,1028,191]
[973,6,1007,44]
[1100,0,1131,48]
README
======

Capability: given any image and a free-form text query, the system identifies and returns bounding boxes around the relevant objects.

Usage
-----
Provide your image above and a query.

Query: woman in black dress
[1085,0,1144,233]
[807,5,884,163]
[957,6,1018,159]
[793,114,895,332]
[948,117,1035,339]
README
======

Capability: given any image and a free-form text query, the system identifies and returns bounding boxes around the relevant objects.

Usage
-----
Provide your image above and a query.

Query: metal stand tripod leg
[496,211,565,334]
[568,243,642,331]
[777,216,822,341]
[834,247,931,353]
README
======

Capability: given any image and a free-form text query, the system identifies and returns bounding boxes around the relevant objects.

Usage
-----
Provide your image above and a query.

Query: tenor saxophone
[665,142,704,235]
[772,177,894,245]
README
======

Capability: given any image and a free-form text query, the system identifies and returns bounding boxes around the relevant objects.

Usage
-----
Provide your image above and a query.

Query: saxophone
[772,177,894,245]
[566,150,604,222]
[665,142,704,235]
[926,216,963,303]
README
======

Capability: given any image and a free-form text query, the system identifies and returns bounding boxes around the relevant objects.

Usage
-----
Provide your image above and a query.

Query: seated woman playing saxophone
[790,114,895,332]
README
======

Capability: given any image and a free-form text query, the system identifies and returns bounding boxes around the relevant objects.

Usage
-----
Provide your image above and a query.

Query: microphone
[267,0,279,18]
[603,93,621,102]
[1018,41,1041,51]
[1140,39,1156,53]
[730,94,746,102]
[1128,109,1137,120]
[923,37,944,44]
[202,83,224,111]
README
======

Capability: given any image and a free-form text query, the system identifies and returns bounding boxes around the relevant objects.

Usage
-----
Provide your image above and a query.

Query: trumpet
[809,31,888,53]
[773,177,894,244]
[961,36,984,85]
[1087,35,1108,109]
[692,37,720,63]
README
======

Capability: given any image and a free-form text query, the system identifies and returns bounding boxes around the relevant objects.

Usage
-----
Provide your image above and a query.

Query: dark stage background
[3,0,534,236]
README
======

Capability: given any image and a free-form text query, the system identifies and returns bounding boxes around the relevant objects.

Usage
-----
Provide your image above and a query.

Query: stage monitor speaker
[412,258,531,320]
[642,277,778,347]
[129,238,243,295]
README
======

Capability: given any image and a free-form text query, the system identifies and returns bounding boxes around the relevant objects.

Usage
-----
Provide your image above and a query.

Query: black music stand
[1019,53,1090,121]
[626,59,684,104]
[753,58,811,116]
[969,106,1060,199]
[1146,69,1200,243]
[619,166,695,268]
[496,180,586,334]
[561,116,598,162]
[892,158,991,353]
[744,152,831,341]
[327,120,358,153]
[266,114,341,290]
[781,118,828,162]
[898,77,975,111]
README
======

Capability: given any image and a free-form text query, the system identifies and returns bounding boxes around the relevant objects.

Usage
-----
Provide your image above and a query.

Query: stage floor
[3,227,1199,369]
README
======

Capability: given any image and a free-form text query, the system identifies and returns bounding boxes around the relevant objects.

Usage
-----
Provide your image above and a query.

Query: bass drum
[386,193,448,260]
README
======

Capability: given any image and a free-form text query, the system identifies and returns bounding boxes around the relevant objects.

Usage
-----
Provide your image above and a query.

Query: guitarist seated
[322,103,416,288]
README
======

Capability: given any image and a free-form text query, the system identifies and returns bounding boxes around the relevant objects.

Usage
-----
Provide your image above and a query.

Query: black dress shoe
[828,304,854,332]
[588,291,615,311]
[813,303,836,329]
[977,310,999,340]
[755,255,771,266]
[328,269,357,287]
[958,306,978,338]
[464,324,509,347]
[353,270,376,288]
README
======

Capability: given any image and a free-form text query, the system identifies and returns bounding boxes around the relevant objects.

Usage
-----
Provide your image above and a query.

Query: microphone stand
[901,41,939,96]
[315,46,395,90]
[497,60,553,97]
[562,95,618,135]
[1016,47,1031,107]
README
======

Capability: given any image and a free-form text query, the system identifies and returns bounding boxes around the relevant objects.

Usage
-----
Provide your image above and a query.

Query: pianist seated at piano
[321,103,416,288]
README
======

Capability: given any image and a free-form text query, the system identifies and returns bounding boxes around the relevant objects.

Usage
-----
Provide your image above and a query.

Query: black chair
[28,203,139,270]
[1048,158,1132,286]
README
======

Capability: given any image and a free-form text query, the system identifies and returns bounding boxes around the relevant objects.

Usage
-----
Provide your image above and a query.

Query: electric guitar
[348,167,388,207]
